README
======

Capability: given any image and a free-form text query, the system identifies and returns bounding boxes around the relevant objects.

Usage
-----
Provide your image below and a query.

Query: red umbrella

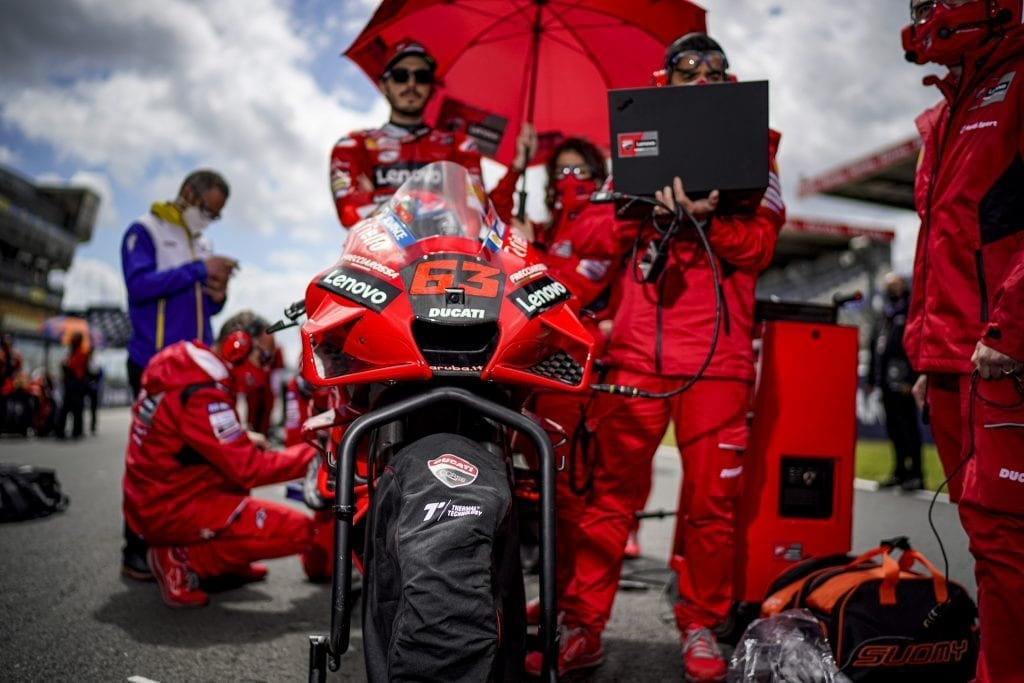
[345,0,707,166]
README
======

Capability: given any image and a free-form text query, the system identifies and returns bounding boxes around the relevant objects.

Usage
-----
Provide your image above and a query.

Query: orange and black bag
[762,538,978,682]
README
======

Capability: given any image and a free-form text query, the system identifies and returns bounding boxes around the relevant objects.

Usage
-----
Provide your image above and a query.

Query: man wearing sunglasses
[332,41,535,229]
[525,33,785,681]
[119,168,238,580]
[901,2,1024,680]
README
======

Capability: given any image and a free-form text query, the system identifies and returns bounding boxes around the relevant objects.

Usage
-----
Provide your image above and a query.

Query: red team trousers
[560,368,751,632]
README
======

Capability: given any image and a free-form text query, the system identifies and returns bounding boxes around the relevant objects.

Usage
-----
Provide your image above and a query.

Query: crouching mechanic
[122,311,317,608]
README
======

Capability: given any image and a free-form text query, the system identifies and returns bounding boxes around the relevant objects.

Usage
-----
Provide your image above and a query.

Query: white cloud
[62,258,126,309]
[0,145,18,165]
[1,0,385,251]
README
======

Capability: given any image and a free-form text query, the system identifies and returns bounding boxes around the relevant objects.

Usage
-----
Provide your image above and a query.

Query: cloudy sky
[1,0,945,358]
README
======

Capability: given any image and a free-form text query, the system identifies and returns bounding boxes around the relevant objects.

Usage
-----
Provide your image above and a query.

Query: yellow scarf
[150,201,185,227]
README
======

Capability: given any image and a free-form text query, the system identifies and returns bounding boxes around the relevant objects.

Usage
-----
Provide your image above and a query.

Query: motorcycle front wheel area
[361,431,526,682]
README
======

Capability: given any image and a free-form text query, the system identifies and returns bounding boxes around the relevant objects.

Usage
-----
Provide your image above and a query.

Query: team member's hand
[357,173,374,193]
[511,217,535,242]
[247,430,269,450]
[911,374,928,412]
[511,122,537,172]
[971,341,1024,379]
[655,177,719,223]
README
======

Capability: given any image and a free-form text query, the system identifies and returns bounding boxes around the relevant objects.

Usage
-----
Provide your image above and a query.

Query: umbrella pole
[516,1,546,223]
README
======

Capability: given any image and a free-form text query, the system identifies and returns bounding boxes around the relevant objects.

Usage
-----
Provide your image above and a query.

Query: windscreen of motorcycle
[380,160,498,246]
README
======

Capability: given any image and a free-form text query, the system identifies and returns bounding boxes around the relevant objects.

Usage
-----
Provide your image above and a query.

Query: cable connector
[590,383,644,397]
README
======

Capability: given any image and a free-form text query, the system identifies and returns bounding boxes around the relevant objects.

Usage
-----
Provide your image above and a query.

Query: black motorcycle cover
[363,432,525,682]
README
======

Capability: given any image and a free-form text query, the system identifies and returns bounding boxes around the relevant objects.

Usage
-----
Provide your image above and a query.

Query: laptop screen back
[608,81,769,213]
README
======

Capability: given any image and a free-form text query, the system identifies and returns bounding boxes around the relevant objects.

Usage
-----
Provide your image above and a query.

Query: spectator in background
[55,332,89,440]
[867,272,922,491]
[84,351,104,436]
[119,168,238,580]
[902,1,1024,679]
[0,334,22,395]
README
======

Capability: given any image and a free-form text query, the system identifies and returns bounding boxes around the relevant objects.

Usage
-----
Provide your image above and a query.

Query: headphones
[218,316,269,366]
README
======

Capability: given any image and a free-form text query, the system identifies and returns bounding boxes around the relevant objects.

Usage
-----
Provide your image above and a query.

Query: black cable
[589,192,722,399]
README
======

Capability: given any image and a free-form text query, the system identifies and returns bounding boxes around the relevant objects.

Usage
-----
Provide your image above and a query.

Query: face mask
[554,176,597,214]
[182,205,213,235]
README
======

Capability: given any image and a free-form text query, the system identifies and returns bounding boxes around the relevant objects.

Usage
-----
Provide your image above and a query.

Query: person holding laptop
[524,33,785,681]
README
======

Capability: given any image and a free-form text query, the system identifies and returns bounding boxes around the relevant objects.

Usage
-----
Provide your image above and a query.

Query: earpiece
[218,316,269,366]
[220,330,253,365]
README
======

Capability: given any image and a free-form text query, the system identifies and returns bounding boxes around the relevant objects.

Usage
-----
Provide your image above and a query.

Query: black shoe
[121,549,154,582]
[879,476,903,488]
[900,477,924,492]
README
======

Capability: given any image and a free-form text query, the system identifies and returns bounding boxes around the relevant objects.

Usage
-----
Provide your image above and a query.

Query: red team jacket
[122,341,312,544]
[572,131,785,380]
[330,123,485,228]
[905,34,1024,373]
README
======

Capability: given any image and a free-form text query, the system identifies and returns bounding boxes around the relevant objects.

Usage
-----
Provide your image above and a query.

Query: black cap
[664,32,728,73]
[381,40,437,77]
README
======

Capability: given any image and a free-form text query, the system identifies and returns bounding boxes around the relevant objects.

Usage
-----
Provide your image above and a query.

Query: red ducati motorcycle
[299,161,595,682]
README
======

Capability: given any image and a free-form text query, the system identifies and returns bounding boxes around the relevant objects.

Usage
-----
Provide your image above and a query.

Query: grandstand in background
[793,135,922,439]
[0,165,99,332]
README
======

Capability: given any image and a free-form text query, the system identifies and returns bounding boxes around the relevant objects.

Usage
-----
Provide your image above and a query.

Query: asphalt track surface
[0,408,972,682]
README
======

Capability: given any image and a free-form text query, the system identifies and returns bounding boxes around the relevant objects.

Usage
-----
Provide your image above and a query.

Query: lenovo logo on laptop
[617,132,659,158]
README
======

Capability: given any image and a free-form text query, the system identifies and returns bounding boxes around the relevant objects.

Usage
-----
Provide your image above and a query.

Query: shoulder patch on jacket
[209,405,244,443]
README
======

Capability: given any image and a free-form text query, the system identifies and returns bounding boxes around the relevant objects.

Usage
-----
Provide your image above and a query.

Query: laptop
[608,81,769,214]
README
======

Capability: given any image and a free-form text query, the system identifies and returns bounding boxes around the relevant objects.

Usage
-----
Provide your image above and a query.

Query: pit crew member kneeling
[122,311,317,608]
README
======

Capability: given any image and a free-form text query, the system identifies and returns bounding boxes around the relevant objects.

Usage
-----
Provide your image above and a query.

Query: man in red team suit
[122,311,317,608]
[526,33,785,682]
[330,40,533,229]
[902,2,1024,680]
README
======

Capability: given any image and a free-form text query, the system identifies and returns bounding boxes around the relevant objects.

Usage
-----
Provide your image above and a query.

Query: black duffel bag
[763,537,977,682]
[0,463,70,522]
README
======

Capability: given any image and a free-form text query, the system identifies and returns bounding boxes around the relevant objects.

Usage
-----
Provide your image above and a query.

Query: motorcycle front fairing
[301,161,595,392]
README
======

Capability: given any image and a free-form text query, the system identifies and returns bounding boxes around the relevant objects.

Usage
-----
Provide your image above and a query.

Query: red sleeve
[983,244,1024,361]
[706,130,785,272]
[569,202,638,259]
[331,133,374,228]
[489,169,523,224]
[181,387,313,489]
[540,213,618,308]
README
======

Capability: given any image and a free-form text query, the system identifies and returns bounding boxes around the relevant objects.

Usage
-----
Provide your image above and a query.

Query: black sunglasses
[387,67,435,85]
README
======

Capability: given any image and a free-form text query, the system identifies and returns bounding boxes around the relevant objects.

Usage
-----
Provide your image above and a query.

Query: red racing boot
[681,623,727,682]
[148,546,209,608]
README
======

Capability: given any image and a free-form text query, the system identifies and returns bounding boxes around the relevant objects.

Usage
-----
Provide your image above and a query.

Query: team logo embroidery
[428,454,479,488]
[209,406,243,443]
